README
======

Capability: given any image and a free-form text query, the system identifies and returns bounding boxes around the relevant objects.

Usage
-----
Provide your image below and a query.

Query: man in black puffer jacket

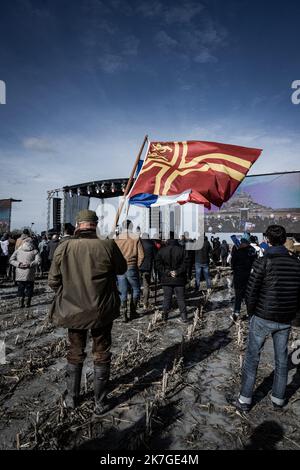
[156,235,190,323]
[236,225,300,413]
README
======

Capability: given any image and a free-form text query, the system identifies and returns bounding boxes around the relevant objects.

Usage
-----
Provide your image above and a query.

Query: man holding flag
[126,138,262,322]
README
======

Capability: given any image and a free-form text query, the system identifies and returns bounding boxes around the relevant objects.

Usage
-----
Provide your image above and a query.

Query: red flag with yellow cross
[129,140,262,209]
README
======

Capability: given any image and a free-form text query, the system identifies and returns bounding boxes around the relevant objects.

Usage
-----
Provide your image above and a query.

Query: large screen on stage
[0,199,11,233]
[204,171,300,234]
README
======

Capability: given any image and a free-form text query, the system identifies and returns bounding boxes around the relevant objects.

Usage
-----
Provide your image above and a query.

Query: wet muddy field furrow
[1,271,300,450]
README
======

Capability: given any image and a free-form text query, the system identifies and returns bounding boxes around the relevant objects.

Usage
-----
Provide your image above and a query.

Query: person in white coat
[9,239,40,308]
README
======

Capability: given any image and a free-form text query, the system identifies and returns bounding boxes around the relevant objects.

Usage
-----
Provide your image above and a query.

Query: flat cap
[76,209,98,223]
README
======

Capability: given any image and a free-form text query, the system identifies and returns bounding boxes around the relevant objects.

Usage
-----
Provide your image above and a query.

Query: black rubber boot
[180,310,188,323]
[130,298,139,320]
[64,363,83,409]
[19,296,25,309]
[26,296,32,308]
[121,301,129,323]
[162,311,168,322]
[94,363,111,417]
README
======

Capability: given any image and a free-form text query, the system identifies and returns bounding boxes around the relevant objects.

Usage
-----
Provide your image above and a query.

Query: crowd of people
[0,224,75,305]
[205,214,300,234]
[1,211,300,418]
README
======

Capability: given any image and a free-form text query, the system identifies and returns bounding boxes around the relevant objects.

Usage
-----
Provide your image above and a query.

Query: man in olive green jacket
[48,209,127,415]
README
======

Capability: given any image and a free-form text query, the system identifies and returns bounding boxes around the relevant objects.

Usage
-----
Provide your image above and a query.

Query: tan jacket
[115,231,144,269]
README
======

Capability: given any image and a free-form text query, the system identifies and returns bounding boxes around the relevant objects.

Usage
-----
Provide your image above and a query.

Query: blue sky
[0,0,300,232]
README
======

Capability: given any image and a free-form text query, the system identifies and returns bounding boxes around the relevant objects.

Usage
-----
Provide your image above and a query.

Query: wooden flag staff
[113,134,148,231]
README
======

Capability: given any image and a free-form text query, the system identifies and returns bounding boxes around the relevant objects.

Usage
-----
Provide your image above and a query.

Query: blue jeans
[195,263,212,289]
[240,315,291,406]
[117,268,140,303]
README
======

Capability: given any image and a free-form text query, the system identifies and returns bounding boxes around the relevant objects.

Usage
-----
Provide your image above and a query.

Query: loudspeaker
[53,198,62,232]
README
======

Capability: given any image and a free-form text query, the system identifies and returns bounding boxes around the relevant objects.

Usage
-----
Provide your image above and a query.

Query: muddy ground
[1,270,300,451]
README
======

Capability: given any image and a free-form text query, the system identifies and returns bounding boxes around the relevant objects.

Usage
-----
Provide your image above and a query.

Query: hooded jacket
[9,240,40,282]
[246,245,300,323]
[48,231,127,329]
[231,242,257,289]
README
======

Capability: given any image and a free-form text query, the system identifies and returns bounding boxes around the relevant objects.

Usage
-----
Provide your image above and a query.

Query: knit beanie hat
[76,209,98,224]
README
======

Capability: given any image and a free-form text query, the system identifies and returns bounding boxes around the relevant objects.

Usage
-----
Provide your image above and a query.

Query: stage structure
[47,179,135,231]
[47,178,167,237]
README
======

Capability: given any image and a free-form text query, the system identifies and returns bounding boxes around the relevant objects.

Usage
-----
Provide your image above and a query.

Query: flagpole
[113,134,148,230]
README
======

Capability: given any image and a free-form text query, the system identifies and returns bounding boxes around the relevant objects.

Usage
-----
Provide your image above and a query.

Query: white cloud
[0,128,149,232]
[194,49,218,64]
[154,31,178,51]
[148,5,227,66]
[109,0,134,16]
[164,2,204,24]
[81,1,225,73]
[83,26,140,73]
[138,1,204,23]
[137,1,163,18]
[17,0,52,19]
[187,120,300,177]
[122,35,140,56]
[79,2,141,74]
[23,137,56,153]
[98,54,127,73]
